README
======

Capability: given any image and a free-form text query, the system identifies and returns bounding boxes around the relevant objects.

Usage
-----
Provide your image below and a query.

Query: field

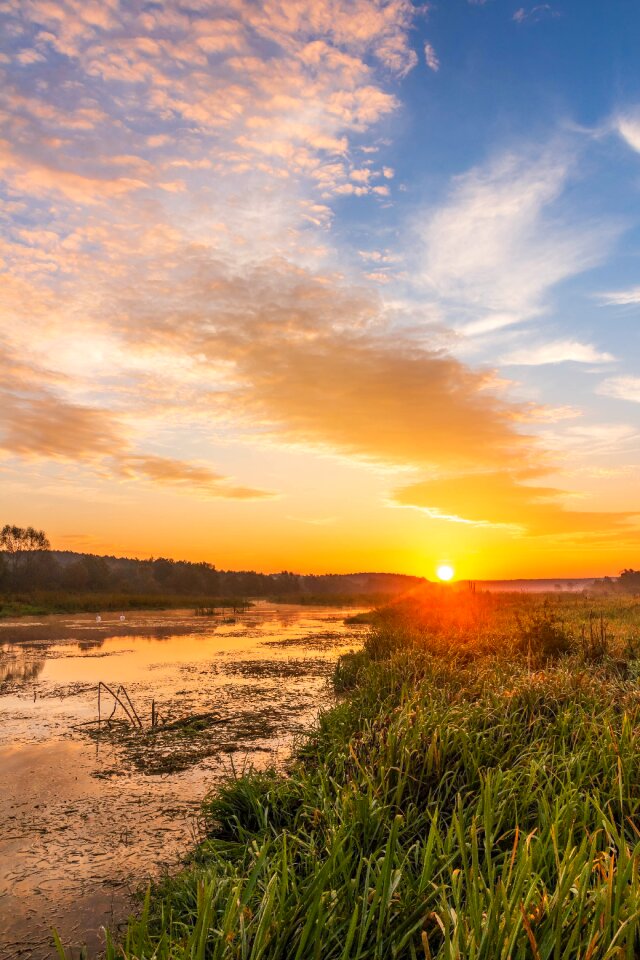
[73,589,640,959]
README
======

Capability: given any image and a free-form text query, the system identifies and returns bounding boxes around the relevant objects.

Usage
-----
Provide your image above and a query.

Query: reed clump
[70,592,640,959]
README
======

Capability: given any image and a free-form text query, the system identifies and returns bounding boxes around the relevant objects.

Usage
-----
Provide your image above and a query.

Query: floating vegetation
[222,657,333,679]
[261,630,362,649]
[81,699,314,775]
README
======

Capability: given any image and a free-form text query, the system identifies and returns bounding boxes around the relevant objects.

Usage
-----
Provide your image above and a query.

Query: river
[0,603,366,960]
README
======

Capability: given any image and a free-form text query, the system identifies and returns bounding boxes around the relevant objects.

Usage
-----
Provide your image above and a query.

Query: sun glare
[436,564,454,582]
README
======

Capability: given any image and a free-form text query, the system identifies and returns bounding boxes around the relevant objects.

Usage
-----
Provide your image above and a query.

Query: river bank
[100,592,640,959]
[0,593,253,619]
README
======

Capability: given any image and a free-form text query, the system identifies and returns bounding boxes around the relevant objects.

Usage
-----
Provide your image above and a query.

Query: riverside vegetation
[59,589,640,959]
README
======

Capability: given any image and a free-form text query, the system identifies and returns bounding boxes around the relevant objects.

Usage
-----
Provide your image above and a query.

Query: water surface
[0,603,365,960]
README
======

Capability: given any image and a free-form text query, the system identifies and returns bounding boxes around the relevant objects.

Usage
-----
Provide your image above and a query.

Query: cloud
[0,343,269,498]
[0,139,147,204]
[513,5,559,24]
[0,0,418,204]
[424,42,440,72]
[420,149,615,336]
[615,113,640,153]
[105,247,637,544]
[393,470,638,538]
[120,456,272,500]
[0,0,634,556]
[104,252,538,476]
[597,376,640,404]
[597,286,640,306]
[501,340,616,365]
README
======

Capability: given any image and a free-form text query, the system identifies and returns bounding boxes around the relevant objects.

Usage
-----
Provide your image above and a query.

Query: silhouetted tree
[0,524,51,587]
[620,569,640,595]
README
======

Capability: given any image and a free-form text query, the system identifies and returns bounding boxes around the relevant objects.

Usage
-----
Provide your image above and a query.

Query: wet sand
[0,603,365,960]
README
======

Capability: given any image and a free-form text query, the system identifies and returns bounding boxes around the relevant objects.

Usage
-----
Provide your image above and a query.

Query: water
[0,603,366,960]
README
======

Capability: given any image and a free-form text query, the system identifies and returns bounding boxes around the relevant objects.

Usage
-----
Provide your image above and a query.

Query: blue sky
[1,0,639,576]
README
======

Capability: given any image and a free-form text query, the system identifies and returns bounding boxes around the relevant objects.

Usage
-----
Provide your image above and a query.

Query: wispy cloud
[513,5,560,24]
[615,112,640,153]
[597,287,640,306]
[419,148,614,336]
[120,456,273,500]
[424,42,440,72]
[501,340,615,366]
[597,376,640,404]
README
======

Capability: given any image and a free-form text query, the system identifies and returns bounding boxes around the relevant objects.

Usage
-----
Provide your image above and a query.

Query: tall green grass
[72,596,640,958]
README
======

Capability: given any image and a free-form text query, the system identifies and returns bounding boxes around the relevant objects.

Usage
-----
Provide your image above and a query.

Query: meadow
[73,588,640,959]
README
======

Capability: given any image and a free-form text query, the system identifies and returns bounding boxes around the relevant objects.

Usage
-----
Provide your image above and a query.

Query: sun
[436,564,455,582]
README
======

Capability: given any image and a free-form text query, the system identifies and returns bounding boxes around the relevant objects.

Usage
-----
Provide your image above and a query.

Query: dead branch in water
[96,681,143,728]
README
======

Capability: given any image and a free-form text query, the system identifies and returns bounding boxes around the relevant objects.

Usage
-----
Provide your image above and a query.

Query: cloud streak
[501,340,615,366]
[394,470,637,539]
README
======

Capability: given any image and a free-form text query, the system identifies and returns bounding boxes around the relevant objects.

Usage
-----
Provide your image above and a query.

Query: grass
[60,590,640,958]
[0,591,250,618]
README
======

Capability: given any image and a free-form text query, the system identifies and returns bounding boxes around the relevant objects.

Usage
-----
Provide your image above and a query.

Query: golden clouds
[107,253,523,472]
[99,249,638,545]
[394,471,638,539]
[0,344,270,499]
[119,456,272,500]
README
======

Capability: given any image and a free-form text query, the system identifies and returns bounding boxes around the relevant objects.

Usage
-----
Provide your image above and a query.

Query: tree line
[0,524,425,599]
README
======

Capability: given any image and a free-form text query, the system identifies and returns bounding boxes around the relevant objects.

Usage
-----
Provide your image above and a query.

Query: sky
[1,0,640,580]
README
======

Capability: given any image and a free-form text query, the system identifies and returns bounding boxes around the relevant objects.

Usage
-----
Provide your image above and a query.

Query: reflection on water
[0,647,45,688]
[0,603,365,960]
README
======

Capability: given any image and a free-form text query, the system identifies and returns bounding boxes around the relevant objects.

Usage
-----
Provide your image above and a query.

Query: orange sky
[1,0,640,579]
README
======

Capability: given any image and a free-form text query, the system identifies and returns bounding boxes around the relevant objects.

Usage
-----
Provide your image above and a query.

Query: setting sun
[436,564,455,582]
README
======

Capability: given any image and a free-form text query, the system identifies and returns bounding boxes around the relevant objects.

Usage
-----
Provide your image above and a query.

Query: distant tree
[81,555,113,590]
[0,524,51,588]
[60,558,91,591]
[619,569,640,595]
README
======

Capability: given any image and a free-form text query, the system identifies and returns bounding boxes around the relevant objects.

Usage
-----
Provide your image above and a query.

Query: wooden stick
[98,681,137,727]
[120,684,143,729]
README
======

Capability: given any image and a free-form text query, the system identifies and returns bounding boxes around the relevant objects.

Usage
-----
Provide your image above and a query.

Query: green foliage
[74,595,640,960]
[332,650,370,692]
